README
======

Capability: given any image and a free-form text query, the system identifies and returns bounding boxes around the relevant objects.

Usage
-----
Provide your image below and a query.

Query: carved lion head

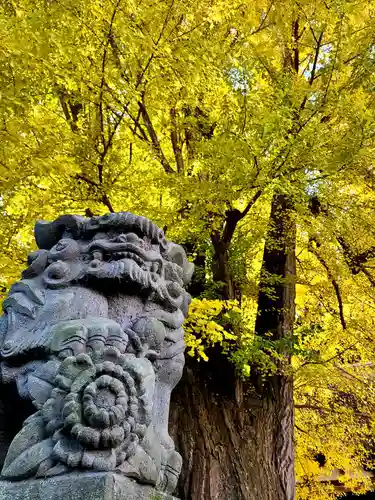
[23,213,193,312]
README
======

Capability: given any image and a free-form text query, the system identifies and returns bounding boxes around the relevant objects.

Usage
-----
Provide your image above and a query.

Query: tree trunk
[254,193,296,500]
[183,242,207,298]
[211,236,233,300]
[170,194,296,500]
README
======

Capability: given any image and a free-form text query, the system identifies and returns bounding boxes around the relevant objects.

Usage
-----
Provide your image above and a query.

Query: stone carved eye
[125,233,139,244]
[47,262,67,280]
[43,261,71,287]
[50,238,80,261]
[55,240,69,251]
[115,233,140,244]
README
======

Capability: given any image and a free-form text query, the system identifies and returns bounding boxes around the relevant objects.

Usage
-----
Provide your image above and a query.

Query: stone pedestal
[0,472,178,500]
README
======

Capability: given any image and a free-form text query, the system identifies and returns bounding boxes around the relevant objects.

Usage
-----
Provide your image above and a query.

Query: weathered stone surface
[0,212,193,495]
[0,472,177,500]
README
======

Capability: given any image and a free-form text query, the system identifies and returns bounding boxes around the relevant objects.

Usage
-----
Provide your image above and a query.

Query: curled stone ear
[35,215,86,250]
[22,249,49,278]
[166,243,194,285]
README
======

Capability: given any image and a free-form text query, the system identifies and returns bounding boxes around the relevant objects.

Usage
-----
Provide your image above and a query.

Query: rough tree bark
[183,242,207,298]
[169,193,296,500]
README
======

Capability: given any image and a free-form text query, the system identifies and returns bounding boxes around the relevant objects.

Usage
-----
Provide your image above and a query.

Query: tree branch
[102,193,115,213]
[295,424,309,434]
[337,235,375,287]
[127,107,150,142]
[292,18,300,73]
[97,0,122,185]
[136,54,154,88]
[241,190,262,218]
[155,0,175,45]
[57,89,82,132]
[170,107,184,173]
[76,174,99,187]
[138,99,175,174]
[75,175,115,213]
[309,238,346,330]
[220,190,262,245]
[295,340,361,372]
[252,1,274,35]
[299,30,324,112]
[58,92,71,123]
[295,404,370,418]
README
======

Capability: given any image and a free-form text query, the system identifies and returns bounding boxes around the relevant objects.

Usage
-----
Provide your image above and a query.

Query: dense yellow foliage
[2,0,375,497]
[184,299,238,360]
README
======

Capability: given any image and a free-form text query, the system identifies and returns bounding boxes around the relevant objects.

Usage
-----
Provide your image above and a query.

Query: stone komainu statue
[0,212,193,494]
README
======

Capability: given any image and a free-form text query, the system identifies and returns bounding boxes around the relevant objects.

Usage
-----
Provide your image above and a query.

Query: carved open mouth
[86,238,163,277]
[111,251,145,267]
[86,247,163,282]
[91,252,161,275]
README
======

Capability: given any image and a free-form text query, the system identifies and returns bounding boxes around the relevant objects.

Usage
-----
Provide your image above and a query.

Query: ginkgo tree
[2,0,375,498]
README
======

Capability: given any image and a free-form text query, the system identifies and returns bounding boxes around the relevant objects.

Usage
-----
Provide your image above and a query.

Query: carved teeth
[120,252,144,267]
[92,251,103,261]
